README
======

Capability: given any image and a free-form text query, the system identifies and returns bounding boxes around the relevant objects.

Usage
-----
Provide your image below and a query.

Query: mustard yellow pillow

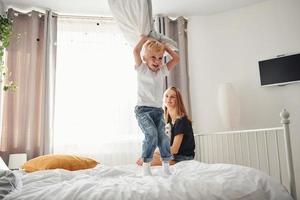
[22,154,98,172]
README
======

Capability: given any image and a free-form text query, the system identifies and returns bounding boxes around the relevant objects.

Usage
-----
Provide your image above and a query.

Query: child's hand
[140,34,149,41]
[162,41,170,48]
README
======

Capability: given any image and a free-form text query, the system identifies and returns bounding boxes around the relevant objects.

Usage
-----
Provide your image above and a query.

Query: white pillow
[0,157,9,170]
[108,0,177,48]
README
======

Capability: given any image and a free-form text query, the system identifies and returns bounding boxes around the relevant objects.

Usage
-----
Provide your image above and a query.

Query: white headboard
[194,109,297,200]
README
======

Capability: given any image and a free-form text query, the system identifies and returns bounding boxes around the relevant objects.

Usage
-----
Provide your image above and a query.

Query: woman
[137,87,195,166]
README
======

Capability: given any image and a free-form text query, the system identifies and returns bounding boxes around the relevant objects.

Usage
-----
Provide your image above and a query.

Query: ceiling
[2,0,268,16]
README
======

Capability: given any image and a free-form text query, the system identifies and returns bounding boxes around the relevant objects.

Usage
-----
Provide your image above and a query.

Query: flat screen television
[258,53,300,86]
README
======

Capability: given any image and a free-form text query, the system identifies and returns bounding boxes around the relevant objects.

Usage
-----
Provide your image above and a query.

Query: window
[54,17,141,165]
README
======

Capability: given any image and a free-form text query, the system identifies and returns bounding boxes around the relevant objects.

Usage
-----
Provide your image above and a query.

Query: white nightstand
[8,153,27,170]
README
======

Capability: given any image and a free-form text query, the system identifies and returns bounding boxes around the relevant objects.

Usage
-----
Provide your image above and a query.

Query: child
[133,35,179,176]
[137,87,195,166]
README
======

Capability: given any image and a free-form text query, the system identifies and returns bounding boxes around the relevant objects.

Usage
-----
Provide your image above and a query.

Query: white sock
[162,161,171,176]
[142,162,152,176]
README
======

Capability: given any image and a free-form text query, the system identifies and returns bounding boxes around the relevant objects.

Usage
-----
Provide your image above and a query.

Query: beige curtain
[0,8,57,163]
[154,16,191,115]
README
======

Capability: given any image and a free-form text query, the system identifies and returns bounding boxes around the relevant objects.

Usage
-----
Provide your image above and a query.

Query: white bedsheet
[4,160,292,200]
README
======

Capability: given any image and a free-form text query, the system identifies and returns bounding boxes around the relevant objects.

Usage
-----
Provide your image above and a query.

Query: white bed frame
[194,109,297,200]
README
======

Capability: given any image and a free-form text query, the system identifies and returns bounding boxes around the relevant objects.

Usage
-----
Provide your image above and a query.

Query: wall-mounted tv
[258,53,300,86]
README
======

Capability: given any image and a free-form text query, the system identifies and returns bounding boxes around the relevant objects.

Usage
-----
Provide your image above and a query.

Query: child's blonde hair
[144,40,165,55]
[163,87,191,123]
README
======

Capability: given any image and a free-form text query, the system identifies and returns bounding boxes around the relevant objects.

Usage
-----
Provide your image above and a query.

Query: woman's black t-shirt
[170,116,195,157]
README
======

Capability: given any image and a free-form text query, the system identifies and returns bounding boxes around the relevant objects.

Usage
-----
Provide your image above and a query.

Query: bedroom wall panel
[188,0,300,197]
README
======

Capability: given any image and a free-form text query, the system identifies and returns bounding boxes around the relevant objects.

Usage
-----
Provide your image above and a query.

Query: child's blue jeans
[135,106,172,163]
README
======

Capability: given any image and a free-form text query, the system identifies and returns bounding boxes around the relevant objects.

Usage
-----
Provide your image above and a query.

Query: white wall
[0,0,5,16]
[188,0,300,197]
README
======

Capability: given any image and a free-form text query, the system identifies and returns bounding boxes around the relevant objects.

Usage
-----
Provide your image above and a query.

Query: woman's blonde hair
[144,40,165,55]
[163,87,191,123]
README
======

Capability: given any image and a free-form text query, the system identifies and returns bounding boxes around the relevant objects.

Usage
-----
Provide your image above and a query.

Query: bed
[2,109,295,200]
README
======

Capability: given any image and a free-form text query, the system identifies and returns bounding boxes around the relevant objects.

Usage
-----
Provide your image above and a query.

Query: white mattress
[4,160,292,200]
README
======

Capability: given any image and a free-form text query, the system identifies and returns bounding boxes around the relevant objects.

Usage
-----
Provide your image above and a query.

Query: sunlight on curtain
[54,17,142,165]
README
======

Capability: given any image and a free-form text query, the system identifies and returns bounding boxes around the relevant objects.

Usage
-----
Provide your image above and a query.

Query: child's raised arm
[133,35,149,67]
[165,45,180,71]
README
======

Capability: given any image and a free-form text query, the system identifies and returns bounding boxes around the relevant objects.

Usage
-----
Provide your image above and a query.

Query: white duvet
[4,160,292,200]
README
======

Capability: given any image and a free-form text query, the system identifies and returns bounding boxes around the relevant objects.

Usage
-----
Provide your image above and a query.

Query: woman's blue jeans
[173,155,194,163]
[135,106,172,163]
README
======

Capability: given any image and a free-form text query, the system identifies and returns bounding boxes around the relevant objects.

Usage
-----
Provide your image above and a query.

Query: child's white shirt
[135,63,169,108]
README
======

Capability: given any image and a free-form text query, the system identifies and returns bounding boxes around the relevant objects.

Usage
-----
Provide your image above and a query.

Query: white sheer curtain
[54,17,142,166]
